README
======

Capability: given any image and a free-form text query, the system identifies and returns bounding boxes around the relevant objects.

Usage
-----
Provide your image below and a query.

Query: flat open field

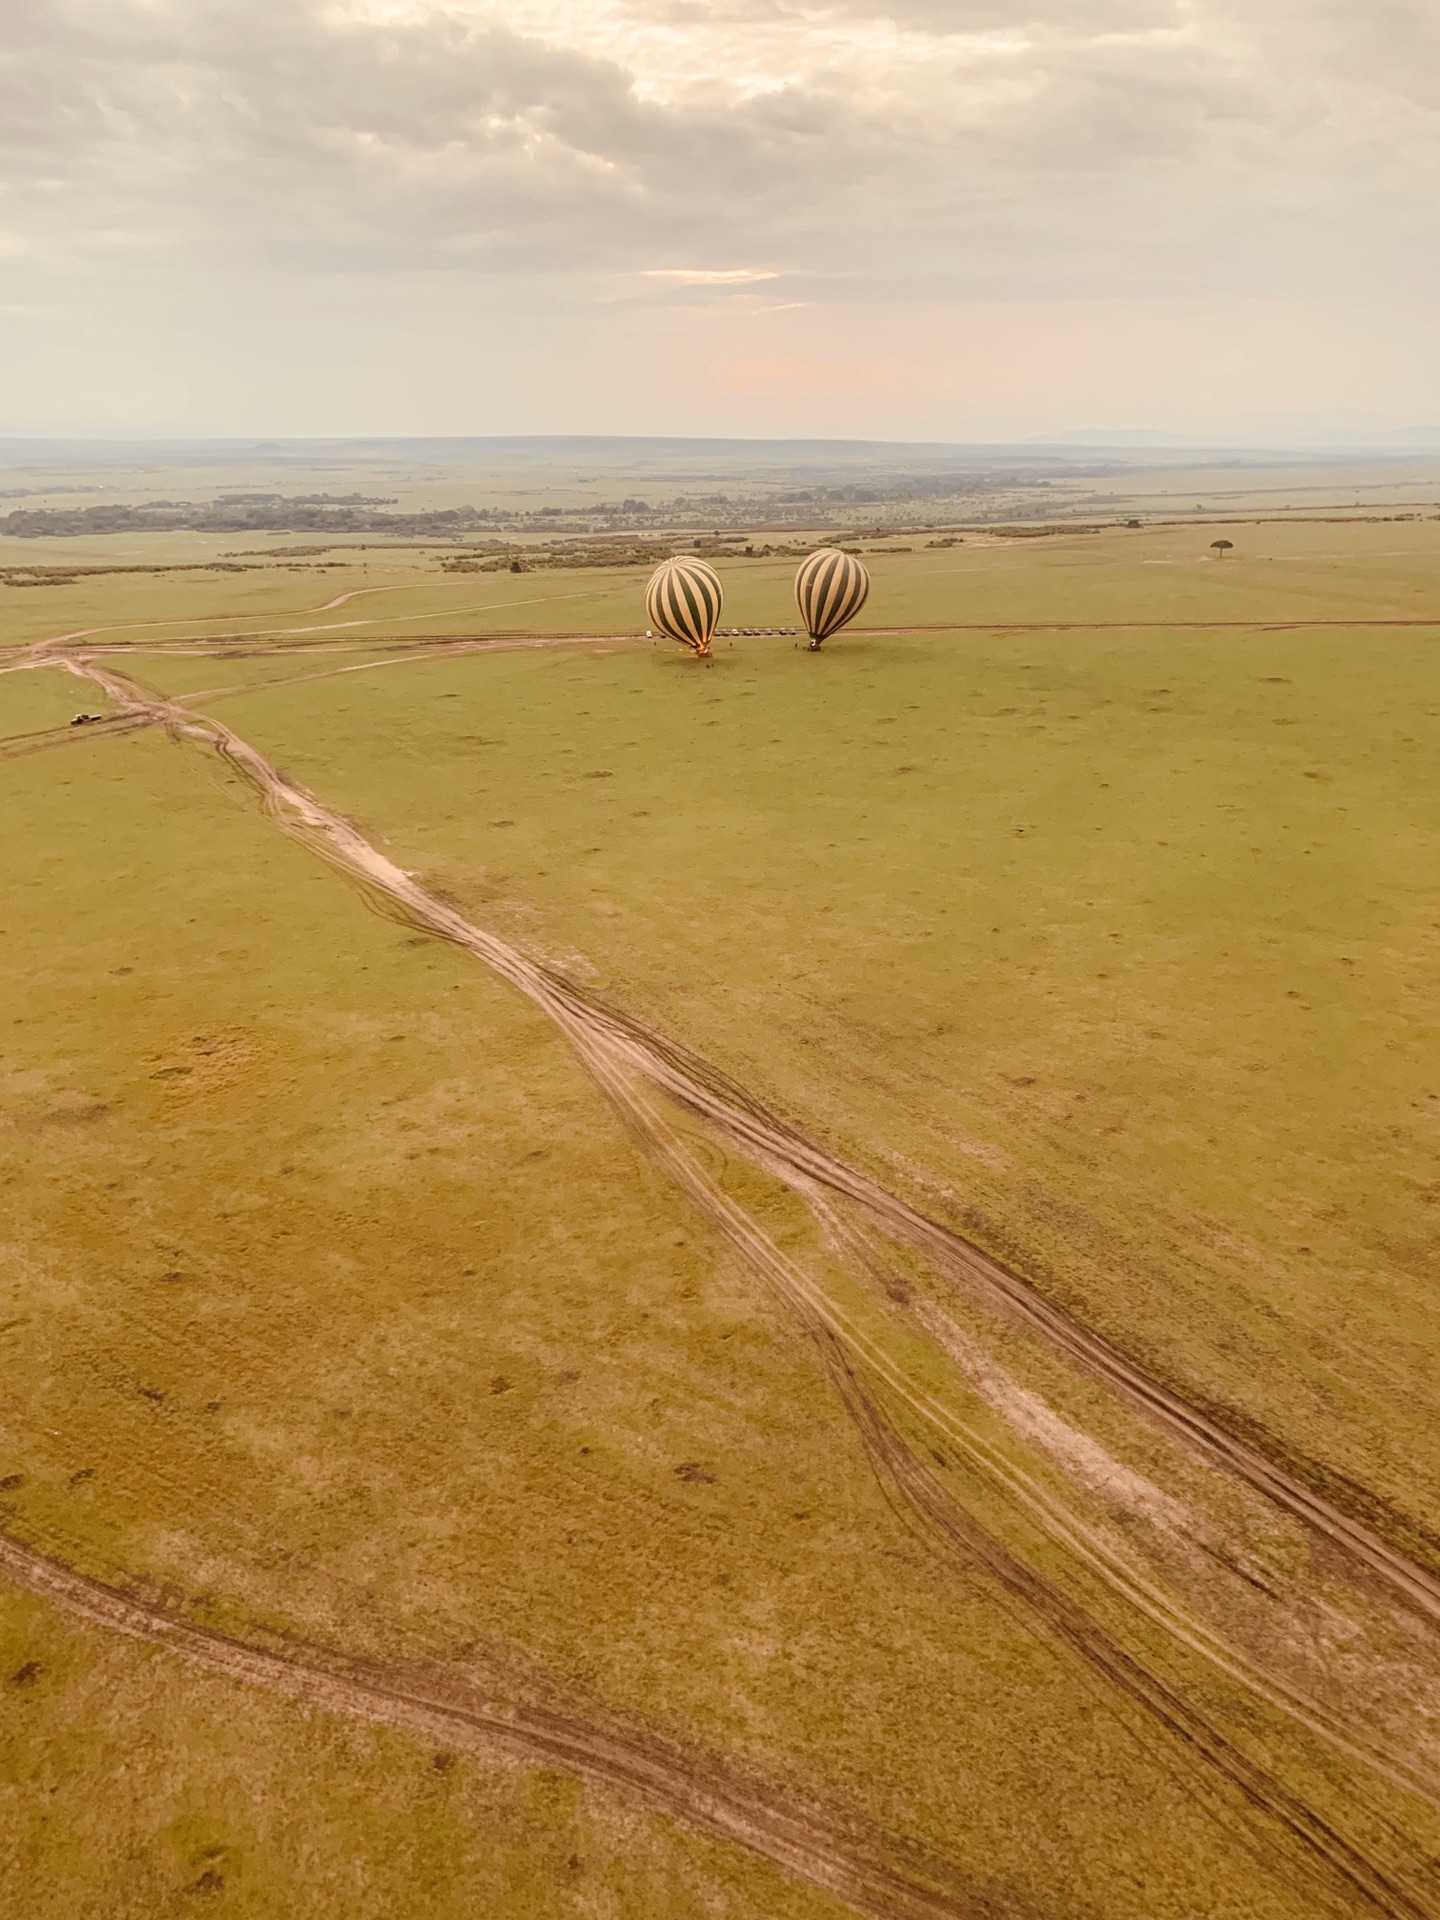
[4,505,1440,1919]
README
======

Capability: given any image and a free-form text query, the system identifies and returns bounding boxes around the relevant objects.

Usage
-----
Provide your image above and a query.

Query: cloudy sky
[3,0,1438,439]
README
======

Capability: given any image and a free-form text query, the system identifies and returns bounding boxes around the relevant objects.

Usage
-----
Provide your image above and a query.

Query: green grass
[5,519,1440,1915]
[0,664,107,735]
[6,513,1438,656]
[0,537,640,651]
[0,720,1325,1920]
[167,546,1440,1548]
[3,1591,865,1920]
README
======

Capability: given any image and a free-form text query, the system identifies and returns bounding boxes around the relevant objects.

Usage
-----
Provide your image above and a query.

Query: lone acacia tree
[1211,538,1234,558]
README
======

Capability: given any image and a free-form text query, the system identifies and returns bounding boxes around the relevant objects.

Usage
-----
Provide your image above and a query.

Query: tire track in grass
[558,980,1440,1633]
[0,713,156,761]
[816,1336,1433,1920]
[0,1536,1031,1920]
[0,633,636,759]
[561,1056,1438,1919]
[23,650,1440,1917]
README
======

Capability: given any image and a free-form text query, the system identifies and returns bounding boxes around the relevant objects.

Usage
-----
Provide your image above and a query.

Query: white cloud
[643,269,780,285]
[1,0,1437,432]
[5,0,1437,288]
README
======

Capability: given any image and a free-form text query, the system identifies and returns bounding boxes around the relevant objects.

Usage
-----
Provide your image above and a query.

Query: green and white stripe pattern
[645,556,724,655]
[795,548,870,646]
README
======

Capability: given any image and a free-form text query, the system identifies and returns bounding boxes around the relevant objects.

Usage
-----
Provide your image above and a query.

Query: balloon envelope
[645,557,723,655]
[795,549,869,645]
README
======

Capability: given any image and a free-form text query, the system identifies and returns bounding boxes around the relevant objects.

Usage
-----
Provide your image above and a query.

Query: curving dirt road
[0,1533,1030,1920]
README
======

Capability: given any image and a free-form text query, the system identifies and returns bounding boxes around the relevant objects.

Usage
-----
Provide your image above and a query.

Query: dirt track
[0,1534,1025,1920]
[0,712,154,762]
[547,1004,1440,1916]
[815,1331,1434,1920]
[11,645,1440,1915]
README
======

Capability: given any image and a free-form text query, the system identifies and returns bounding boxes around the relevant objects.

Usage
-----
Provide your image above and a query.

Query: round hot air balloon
[795,548,869,649]
[645,556,723,656]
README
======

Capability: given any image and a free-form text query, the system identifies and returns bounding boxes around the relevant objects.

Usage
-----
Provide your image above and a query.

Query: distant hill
[1035,429,1206,448]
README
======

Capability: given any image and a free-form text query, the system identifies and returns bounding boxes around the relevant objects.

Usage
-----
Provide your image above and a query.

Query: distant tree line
[0,497,502,538]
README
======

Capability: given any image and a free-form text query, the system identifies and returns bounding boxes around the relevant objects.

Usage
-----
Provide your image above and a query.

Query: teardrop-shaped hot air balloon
[645,556,723,656]
[795,548,869,649]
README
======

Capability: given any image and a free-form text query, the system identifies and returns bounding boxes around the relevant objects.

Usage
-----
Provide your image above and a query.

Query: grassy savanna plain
[4,513,1440,1918]
[5,511,1440,652]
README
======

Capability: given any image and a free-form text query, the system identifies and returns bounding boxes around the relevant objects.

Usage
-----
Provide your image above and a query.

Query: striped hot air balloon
[645,556,723,656]
[795,548,869,649]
